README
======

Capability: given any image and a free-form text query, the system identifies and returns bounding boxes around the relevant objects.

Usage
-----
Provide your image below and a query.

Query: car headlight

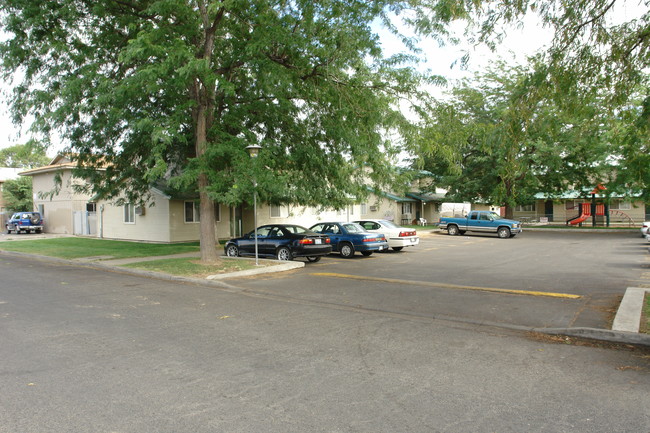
[512,224,518,228]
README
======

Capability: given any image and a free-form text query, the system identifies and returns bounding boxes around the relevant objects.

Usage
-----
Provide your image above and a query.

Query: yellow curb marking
[311,273,582,299]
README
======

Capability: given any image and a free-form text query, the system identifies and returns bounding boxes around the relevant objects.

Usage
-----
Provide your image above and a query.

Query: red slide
[569,215,589,225]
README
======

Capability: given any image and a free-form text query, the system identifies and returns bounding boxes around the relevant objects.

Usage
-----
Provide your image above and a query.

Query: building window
[214,203,221,222]
[402,202,412,215]
[185,201,200,223]
[270,204,288,218]
[565,200,582,210]
[124,204,135,223]
[515,204,536,212]
[610,200,631,210]
[87,202,97,213]
[360,203,367,215]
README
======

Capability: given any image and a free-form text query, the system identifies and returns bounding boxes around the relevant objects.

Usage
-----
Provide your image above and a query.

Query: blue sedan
[310,222,388,258]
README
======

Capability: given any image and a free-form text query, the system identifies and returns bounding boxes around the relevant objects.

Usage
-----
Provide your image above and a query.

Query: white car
[642,221,650,238]
[353,219,419,252]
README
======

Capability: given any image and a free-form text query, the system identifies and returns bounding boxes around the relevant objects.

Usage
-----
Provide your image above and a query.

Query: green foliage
[417,61,611,212]
[0,142,49,168]
[2,176,33,211]
[0,0,473,258]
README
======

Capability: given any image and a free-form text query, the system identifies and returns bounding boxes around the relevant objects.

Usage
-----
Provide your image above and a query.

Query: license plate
[315,239,322,244]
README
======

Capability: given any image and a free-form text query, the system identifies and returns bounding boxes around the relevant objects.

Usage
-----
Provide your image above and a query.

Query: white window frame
[402,202,413,215]
[360,203,367,215]
[185,201,201,223]
[270,204,288,218]
[124,204,135,224]
[610,199,631,210]
[214,203,221,222]
[515,204,535,212]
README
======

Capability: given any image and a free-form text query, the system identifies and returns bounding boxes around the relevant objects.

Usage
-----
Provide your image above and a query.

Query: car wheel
[497,227,511,238]
[392,247,403,252]
[35,229,42,234]
[340,242,354,258]
[447,225,459,236]
[361,251,373,257]
[225,244,239,257]
[306,256,321,263]
[276,246,292,261]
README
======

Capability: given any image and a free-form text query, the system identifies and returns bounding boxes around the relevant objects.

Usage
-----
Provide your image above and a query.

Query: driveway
[225,230,650,330]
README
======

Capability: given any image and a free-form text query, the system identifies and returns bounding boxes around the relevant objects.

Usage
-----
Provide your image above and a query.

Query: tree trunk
[195,101,219,263]
[504,205,514,220]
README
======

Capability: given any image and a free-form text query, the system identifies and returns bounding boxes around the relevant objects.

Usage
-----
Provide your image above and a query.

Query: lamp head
[245,144,262,158]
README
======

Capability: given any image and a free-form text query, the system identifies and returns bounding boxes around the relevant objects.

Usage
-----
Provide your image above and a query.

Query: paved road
[227,230,649,330]
[1,252,649,432]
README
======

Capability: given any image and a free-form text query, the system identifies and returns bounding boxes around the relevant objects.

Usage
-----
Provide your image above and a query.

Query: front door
[545,201,554,222]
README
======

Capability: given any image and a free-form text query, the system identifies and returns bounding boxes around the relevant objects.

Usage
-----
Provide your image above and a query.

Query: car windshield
[487,212,501,221]
[342,223,365,233]
[379,220,400,228]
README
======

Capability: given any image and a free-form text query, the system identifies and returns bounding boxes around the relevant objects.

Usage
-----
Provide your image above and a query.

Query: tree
[0,0,472,262]
[0,142,49,168]
[417,61,611,217]
[464,1,650,195]
[2,176,33,212]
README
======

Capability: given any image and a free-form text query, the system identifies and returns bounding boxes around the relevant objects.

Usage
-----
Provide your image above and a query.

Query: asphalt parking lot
[228,230,650,330]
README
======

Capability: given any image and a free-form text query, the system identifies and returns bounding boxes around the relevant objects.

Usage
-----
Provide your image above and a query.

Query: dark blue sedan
[224,224,332,262]
[309,222,388,258]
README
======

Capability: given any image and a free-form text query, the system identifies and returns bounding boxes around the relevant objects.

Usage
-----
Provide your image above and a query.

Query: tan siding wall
[99,193,172,242]
[31,171,95,234]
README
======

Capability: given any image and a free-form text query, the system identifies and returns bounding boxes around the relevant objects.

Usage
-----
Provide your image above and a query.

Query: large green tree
[0,142,49,168]
[2,176,33,212]
[0,0,471,261]
[417,62,611,218]
[467,1,650,195]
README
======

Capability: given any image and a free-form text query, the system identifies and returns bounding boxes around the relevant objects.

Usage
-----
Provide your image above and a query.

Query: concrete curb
[612,287,649,333]
[207,260,304,280]
[534,327,650,347]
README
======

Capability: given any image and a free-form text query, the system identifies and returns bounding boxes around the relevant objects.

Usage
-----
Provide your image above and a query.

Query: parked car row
[224,220,420,262]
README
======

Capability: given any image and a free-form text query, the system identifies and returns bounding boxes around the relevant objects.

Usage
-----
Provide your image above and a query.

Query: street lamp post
[246,144,262,266]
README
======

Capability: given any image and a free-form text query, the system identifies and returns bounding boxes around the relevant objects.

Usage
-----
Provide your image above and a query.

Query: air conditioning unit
[369,205,378,212]
[135,206,145,216]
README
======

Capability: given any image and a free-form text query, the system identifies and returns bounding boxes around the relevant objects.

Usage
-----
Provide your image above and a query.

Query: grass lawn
[121,257,262,278]
[0,237,199,259]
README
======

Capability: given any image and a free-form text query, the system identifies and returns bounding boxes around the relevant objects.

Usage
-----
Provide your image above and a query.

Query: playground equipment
[566,184,635,227]
[568,203,605,225]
